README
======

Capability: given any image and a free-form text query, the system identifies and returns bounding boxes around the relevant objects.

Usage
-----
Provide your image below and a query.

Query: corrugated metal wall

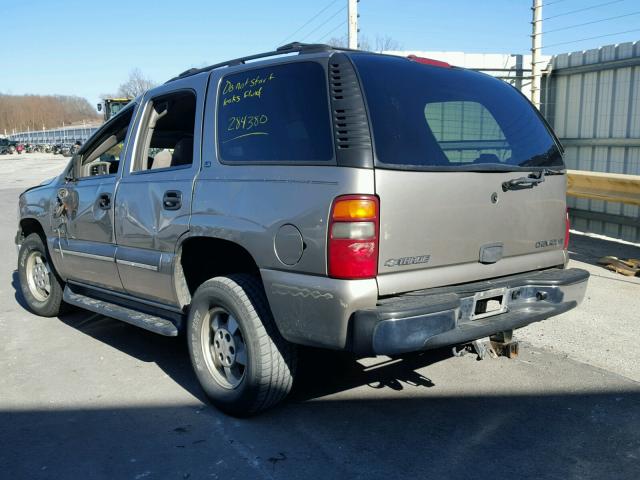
[542,41,640,243]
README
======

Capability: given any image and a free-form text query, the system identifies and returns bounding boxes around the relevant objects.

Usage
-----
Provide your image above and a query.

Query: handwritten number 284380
[227,115,269,132]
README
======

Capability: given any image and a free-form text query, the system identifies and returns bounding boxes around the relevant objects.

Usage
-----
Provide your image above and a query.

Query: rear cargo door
[351,54,567,295]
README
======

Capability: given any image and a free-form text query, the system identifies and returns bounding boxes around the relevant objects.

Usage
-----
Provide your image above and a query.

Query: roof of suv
[163,42,451,84]
[166,42,357,83]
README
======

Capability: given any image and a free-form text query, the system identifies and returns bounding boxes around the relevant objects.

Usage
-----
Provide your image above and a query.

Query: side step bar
[63,286,179,336]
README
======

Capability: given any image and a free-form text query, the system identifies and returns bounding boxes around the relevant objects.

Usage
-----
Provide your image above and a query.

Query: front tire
[18,233,64,317]
[187,274,297,416]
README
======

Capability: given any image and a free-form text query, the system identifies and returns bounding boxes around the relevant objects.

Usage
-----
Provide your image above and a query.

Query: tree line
[0,94,100,134]
[0,69,157,134]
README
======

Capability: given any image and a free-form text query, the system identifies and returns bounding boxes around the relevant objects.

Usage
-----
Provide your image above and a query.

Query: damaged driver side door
[50,105,136,292]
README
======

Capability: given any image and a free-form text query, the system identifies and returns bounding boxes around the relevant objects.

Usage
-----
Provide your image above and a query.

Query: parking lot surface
[1,155,639,479]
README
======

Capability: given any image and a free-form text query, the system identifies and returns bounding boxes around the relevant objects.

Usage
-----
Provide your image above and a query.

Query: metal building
[542,41,640,242]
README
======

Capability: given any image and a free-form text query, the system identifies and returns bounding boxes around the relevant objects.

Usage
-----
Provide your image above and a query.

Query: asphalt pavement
[1,155,639,479]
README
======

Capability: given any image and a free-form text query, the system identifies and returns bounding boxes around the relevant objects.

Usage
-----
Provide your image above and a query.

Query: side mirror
[65,155,81,182]
[97,103,102,112]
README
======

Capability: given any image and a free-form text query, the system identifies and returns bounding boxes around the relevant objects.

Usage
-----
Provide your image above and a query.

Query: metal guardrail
[567,170,640,206]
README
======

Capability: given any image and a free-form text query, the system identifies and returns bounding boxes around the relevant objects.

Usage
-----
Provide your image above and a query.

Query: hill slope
[0,94,100,133]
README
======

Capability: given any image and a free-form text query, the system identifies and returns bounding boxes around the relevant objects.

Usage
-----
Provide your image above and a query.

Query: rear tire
[187,274,297,416]
[18,233,64,317]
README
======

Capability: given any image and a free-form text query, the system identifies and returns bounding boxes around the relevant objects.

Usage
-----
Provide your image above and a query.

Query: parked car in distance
[0,138,17,155]
[16,42,589,416]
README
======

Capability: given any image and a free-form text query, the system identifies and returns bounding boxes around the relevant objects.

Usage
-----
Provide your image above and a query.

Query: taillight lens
[564,208,570,250]
[328,195,379,279]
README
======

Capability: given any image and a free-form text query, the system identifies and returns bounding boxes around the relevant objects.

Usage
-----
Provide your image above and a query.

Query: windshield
[109,102,128,116]
[351,53,563,171]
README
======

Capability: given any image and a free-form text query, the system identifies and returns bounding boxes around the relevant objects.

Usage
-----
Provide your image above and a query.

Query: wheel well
[19,218,45,241]
[179,237,260,295]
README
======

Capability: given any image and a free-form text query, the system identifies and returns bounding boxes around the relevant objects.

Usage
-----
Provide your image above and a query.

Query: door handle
[98,192,111,210]
[163,190,182,210]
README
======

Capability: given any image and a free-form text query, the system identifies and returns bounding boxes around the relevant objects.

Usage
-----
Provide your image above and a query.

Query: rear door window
[132,91,196,172]
[216,62,333,163]
[352,53,563,170]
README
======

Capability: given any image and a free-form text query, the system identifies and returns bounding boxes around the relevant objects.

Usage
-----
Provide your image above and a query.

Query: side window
[424,101,510,164]
[217,62,333,163]
[133,91,196,172]
[78,107,134,178]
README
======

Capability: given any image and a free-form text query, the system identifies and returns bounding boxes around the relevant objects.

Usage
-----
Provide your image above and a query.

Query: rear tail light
[328,195,379,279]
[564,208,570,250]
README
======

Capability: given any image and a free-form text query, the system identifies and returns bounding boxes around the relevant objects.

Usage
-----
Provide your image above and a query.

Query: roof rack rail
[165,42,353,83]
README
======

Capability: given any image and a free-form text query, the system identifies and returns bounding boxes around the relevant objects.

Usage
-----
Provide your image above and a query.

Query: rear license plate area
[471,287,508,320]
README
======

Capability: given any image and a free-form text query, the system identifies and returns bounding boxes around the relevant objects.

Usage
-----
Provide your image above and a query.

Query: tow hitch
[452,330,519,360]
[490,330,519,359]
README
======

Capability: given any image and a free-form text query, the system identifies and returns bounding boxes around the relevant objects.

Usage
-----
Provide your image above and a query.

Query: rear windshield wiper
[502,168,563,191]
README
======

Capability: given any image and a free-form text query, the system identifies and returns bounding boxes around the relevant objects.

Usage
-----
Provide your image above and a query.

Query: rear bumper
[352,267,589,356]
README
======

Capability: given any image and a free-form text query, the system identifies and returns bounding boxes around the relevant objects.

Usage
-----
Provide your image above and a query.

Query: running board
[63,286,179,336]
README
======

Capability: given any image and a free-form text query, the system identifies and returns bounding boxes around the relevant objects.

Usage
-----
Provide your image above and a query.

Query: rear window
[217,61,334,163]
[352,54,563,170]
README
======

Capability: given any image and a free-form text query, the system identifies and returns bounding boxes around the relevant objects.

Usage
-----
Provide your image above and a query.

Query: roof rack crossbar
[165,42,356,83]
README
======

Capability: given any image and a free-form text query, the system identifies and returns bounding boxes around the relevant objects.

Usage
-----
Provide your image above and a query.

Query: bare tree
[359,36,372,51]
[375,35,402,52]
[326,35,348,48]
[116,68,156,99]
[325,34,385,52]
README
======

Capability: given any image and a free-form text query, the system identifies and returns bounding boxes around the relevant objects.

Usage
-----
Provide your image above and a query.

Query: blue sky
[1,0,639,107]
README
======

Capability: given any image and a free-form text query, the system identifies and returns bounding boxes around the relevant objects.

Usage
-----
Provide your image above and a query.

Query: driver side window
[77,107,135,179]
